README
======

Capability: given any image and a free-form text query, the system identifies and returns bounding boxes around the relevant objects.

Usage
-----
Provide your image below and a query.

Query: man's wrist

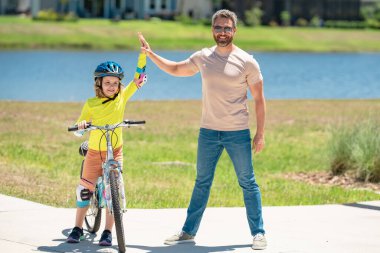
[144,49,152,57]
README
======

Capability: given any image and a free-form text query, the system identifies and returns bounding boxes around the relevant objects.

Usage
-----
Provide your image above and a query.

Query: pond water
[1,51,379,101]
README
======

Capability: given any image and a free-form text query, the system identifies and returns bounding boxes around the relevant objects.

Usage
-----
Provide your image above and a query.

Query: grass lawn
[0,100,379,208]
[1,16,380,52]
[1,17,379,208]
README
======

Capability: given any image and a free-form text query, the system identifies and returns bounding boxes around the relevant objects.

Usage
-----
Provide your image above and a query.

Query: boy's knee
[76,185,92,208]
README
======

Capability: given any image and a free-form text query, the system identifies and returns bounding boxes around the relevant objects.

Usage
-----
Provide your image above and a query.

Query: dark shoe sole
[99,241,112,246]
[66,238,80,243]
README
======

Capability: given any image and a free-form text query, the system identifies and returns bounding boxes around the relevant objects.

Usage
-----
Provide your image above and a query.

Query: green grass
[1,16,380,52]
[0,100,379,208]
[328,118,380,182]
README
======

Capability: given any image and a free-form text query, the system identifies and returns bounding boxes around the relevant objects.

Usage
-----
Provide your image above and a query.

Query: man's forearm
[148,51,180,76]
[255,97,266,136]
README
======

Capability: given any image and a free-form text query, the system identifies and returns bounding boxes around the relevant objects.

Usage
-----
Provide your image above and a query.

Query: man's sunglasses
[213,26,233,33]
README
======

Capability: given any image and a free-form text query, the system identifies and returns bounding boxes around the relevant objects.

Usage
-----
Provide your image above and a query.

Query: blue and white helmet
[94,61,124,80]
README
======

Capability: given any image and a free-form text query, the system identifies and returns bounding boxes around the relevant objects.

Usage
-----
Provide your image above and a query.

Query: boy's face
[102,76,120,97]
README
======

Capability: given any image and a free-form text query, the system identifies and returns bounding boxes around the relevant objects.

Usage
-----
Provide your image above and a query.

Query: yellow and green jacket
[77,53,146,151]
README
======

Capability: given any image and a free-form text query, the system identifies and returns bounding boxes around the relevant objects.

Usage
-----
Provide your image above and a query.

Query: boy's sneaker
[252,233,267,250]
[99,229,112,246]
[164,231,195,245]
[66,227,84,243]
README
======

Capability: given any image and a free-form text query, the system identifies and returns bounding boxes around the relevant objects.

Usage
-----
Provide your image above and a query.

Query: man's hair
[212,9,238,28]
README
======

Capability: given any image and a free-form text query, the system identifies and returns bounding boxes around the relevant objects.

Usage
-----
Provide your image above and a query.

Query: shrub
[268,20,279,27]
[366,19,380,29]
[295,18,308,27]
[33,9,78,22]
[149,17,162,23]
[280,11,291,26]
[328,120,380,182]
[200,18,211,26]
[174,14,197,25]
[361,2,380,22]
[34,9,61,21]
[245,7,263,27]
[63,11,79,22]
[310,15,322,27]
[324,20,366,29]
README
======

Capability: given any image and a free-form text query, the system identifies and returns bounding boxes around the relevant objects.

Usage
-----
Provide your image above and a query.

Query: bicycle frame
[101,124,126,214]
[69,119,144,253]
[68,120,145,214]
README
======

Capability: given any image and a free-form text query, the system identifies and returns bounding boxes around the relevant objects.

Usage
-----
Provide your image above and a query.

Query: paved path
[1,194,379,253]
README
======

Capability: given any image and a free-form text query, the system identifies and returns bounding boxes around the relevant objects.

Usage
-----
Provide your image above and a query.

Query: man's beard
[213,34,233,47]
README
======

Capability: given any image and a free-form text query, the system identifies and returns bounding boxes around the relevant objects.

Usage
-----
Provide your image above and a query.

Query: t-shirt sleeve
[246,56,263,86]
[185,50,202,73]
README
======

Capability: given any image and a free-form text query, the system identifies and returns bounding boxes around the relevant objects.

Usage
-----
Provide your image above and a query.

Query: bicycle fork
[102,126,127,214]
[102,161,127,211]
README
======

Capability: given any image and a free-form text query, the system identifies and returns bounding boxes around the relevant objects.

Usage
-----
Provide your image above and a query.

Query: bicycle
[68,119,145,253]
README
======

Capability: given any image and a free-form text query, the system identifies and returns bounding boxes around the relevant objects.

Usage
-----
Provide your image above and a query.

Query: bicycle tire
[110,171,126,253]
[84,184,102,233]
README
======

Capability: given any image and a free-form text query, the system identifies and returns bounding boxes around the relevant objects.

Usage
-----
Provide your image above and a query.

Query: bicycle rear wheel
[84,185,102,233]
[110,171,126,253]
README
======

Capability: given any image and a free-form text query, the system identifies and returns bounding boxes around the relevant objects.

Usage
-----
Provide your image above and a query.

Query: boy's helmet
[94,61,124,80]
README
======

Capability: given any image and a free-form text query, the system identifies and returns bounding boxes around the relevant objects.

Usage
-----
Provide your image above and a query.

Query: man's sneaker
[164,231,195,245]
[99,229,112,246]
[252,233,267,250]
[66,227,84,243]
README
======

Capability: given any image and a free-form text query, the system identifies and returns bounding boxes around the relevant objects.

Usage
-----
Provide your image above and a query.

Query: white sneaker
[164,231,195,245]
[252,233,267,250]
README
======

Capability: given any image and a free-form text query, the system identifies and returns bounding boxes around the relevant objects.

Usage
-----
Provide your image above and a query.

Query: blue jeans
[182,128,265,236]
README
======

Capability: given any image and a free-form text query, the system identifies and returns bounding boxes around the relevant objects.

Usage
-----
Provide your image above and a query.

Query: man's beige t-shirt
[187,46,263,131]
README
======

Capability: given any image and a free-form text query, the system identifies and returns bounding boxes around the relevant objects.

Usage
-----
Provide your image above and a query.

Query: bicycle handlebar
[68,120,146,132]
[68,123,92,132]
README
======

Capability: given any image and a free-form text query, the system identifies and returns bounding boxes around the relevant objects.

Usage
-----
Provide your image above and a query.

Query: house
[261,0,363,24]
[2,0,376,24]
[178,0,213,19]
[0,0,30,14]
[224,0,377,25]
[0,0,214,20]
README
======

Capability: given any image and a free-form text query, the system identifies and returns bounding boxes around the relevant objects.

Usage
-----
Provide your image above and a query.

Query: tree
[245,6,263,27]
[280,11,291,26]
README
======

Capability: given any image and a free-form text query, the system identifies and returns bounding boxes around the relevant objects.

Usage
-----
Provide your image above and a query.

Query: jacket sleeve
[122,53,147,103]
[76,101,91,123]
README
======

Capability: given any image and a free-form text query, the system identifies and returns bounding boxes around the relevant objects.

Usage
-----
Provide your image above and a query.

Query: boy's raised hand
[138,32,152,56]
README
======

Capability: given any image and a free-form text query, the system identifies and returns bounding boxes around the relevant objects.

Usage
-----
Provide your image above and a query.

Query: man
[138,9,267,250]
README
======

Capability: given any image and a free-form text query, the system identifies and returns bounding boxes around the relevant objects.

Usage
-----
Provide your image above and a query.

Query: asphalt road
[1,194,379,253]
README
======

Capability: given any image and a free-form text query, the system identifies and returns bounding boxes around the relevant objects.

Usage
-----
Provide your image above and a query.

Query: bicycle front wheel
[110,171,126,253]
[84,185,102,233]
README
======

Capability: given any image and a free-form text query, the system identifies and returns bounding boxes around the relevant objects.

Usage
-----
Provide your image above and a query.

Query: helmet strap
[102,90,120,104]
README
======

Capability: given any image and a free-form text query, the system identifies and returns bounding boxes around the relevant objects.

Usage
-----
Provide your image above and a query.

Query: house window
[161,0,167,9]
[150,0,155,10]
[116,0,121,9]
[84,0,91,10]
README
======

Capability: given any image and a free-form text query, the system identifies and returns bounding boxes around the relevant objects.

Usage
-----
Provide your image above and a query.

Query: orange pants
[80,146,123,191]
